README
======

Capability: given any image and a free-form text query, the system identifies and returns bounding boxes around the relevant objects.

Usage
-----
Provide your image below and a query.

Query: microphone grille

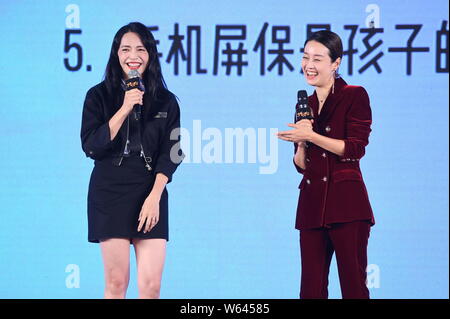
[128,69,141,78]
[298,90,308,100]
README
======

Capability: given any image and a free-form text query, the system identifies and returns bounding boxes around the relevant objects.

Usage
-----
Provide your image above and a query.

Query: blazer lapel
[316,77,347,123]
[308,92,319,120]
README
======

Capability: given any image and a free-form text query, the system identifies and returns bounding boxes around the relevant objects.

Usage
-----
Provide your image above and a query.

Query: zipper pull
[124,139,130,155]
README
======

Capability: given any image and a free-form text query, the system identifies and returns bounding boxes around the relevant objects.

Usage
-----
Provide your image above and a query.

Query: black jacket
[80,81,183,183]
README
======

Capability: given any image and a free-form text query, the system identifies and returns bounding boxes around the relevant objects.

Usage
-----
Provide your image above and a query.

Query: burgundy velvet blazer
[294,77,374,230]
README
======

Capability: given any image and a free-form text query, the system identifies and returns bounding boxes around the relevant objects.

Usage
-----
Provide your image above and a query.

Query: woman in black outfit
[81,22,183,299]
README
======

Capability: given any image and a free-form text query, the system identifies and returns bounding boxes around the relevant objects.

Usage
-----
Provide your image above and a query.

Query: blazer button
[89,150,94,155]
[325,125,331,132]
[306,179,311,185]
[322,152,327,158]
[306,158,310,162]
[322,176,327,182]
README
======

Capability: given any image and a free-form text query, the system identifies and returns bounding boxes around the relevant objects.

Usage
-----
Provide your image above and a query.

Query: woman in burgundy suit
[277,30,374,299]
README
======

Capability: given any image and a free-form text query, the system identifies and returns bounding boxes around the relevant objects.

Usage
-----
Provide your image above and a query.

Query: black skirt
[87,155,168,243]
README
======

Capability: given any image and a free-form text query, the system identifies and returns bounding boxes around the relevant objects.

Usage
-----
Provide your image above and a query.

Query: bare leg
[100,238,130,299]
[132,238,166,299]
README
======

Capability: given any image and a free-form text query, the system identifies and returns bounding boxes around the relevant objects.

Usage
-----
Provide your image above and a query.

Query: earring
[331,69,338,94]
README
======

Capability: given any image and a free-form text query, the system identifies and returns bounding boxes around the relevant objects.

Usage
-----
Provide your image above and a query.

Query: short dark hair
[304,30,343,63]
[104,22,167,99]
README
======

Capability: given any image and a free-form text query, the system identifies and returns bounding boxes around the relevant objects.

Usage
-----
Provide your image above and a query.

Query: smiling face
[302,40,340,88]
[117,32,149,78]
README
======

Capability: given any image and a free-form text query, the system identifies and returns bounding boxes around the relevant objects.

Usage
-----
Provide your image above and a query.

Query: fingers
[137,213,159,234]
[277,131,294,141]
[125,89,144,107]
[289,123,313,132]
[277,135,292,141]
[277,131,293,139]
[138,216,156,233]
[137,211,145,232]
[144,216,159,233]
[295,119,314,126]
[142,216,159,234]
[132,91,144,105]
[294,123,313,132]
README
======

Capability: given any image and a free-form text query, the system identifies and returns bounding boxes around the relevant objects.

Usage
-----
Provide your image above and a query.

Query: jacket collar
[310,77,347,123]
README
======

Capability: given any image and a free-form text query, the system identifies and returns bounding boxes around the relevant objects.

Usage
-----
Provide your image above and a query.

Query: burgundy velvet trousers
[299,221,371,299]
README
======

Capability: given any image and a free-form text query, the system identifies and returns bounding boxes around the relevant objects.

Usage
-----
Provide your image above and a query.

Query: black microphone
[124,70,145,120]
[295,90,314,122]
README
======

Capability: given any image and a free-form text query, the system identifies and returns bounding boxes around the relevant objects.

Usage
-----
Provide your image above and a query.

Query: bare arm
[108,88,143,140]
[108,106,130,141]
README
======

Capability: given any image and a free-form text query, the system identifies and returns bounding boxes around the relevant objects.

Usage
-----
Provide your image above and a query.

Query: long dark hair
[104,22,167,99]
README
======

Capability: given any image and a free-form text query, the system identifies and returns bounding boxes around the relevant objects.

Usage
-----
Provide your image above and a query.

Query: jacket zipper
[140,144,152,171]
[117,115,131,166]
[117,112,152,171]
[136,112,152,171]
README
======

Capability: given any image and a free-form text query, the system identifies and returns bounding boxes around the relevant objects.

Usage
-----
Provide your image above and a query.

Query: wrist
[121,104,133,114]
[147,190,162,201]
[308,131,318,143]
[148,174,168,200]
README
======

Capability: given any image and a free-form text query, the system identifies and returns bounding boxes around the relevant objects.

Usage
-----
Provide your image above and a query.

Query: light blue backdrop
[0,0,448,299]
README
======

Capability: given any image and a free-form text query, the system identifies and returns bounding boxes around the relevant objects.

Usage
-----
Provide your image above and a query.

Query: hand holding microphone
[122,89,144,113]
[277,89,315,143]
[109,72,144,142]
[122,70,145,117]
[295,90,314,122]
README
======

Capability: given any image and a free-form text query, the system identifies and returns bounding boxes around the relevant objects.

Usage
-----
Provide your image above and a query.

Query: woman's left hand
[277,119,314,143]
[137,192,160,233]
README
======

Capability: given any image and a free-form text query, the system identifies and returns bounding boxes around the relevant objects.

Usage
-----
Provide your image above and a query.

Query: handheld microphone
[295,90,314,122]
[124,70,145,120]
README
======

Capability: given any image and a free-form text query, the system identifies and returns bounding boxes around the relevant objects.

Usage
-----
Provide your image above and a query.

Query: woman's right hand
[122,88,144,112]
